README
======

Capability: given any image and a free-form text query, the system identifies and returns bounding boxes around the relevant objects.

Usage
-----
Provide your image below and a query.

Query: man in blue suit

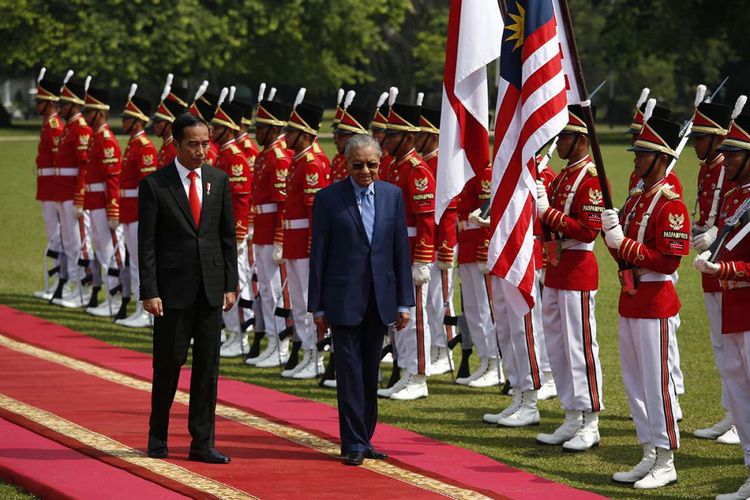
[308,134,414,466]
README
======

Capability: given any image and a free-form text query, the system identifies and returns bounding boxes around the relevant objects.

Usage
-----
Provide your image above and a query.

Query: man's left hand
[223,292,236,312]
[694,250,720,275]
[395,312,409,331]
[107,217,119,230]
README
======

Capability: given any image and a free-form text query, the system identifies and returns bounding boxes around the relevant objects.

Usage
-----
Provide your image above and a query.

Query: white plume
[694,84,707,107]
[84,75,92,93]
[63,69,74,85]
[636,87,650,109]
[336,88,344,106]
[376,92,389,109]
[37,67,46,84]
[128,83,137,101]
[160,83,171,102]
[258,82,266,103]
[416,92,424,106]
[268,87,277,101]
[165,73,173,89]
[388,87,399,107]
[193,80,209,102]
[642,98,657,123]
[217,87,229,108]
[732,95,747,120]
[294,87,306,109]
[229,85,236,103]
[343,90,355,109]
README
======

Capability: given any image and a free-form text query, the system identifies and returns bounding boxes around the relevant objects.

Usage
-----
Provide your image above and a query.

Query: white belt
[119,188,138,198]
[255,203,278,214]
[407,226,417,237]
[283,218,309,230]
[458,220,480,231]
[86,183,105,193]
[39,167,77,177]
[561,240,595,251]
[639,271,676,283]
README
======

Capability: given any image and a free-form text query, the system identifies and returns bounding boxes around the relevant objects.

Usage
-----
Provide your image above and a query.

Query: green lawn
[0,126,745,499]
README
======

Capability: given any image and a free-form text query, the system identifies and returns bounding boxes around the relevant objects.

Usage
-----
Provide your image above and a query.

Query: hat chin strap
[563,134,580,160]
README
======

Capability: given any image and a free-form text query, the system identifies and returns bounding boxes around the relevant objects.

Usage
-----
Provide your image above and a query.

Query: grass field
[0,124,745,499]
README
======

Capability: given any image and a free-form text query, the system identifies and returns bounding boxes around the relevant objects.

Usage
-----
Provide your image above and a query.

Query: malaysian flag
[487,0,573,314]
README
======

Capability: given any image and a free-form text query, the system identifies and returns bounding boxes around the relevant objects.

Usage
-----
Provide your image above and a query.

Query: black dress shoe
[188,448,231,464]
[343,451,365,466]
[147,435,168,458]
[364,449,388,460]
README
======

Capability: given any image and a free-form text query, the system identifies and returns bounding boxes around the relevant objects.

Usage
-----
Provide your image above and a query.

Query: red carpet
[0,305,603,499]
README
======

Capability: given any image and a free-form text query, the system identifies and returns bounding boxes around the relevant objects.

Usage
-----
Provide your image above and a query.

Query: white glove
[237,240,247,256]
[438,260,453,271]
[272,243,284,264]
[601,208,620,232]
[694,250,720,275]
[536,180,550,217]
[412,263,431,286]
[478,261,490,275]
[107,218,119,230]
[247,225,254,242]
[604,224,625,250]
[691,226,718,252]
[74,206,84,219]
[468,208,490,228]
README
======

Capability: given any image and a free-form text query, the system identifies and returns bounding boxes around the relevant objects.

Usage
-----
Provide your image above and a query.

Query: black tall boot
[114,296,131,320]
[456,348,473,379]
[283,340,302,372]
[86,286,101,309]
[386,365,401,389]
[50,278,68,302]
[247,331,266,359]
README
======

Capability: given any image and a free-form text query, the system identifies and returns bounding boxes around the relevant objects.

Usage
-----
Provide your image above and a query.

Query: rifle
[708,198,750,263]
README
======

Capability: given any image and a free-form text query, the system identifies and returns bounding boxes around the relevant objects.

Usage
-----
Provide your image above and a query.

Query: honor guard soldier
[535,105,605,451]
[378,103,435,400]
[371,89,396,181]
[33,67,66,300]
[234,98,260,167]
[246,98,294,368]
[689,98,741,444]
[188,81,220,166]
[115,84,158,328]
[694,106,750,500]
[209,89,254,358]
[332,99,373,181]
[331,91,356,181]
[81,78,127,318]
[280,101,330,378]
[601,114,689,489]
[50,71,93,308]
[153,75,188,169]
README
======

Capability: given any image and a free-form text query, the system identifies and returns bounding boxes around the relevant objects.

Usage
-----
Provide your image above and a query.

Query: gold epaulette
[274,147,285,159]
[313,142,322,153]
[77,117,87,126]
[138,135,149,146]
[102,129,111,139]
[50,117,60,129]
[230,144,241,155]
[661,186,679,200]
[306,152,315,162]
[724,186,739,199]
[587,164,598,176]
[409,156,420,166]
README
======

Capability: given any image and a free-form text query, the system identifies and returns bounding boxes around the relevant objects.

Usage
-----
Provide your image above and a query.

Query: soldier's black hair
[173,113,209,143]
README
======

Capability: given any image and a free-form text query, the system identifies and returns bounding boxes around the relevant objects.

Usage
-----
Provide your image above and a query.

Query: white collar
[175,157,201,181]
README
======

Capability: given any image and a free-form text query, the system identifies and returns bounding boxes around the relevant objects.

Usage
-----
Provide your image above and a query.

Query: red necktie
[188,171,201,226]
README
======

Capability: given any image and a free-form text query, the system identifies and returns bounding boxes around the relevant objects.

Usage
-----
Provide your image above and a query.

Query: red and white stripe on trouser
[534,270,551,373]
[704,292,730,410]
[669,314,685,396]
[49,201,86,283]
[252,244,286,338]
[88,208,126,294]
[286,258,316,350]
[121,222,140,300]
[395,281,431,376]
[458,263,495,359]
[723,331,750,465]
[542,287,603,412]
[618,316,680,450]
[492,275,543,391]
[427,265,456,349]
[222,242,250,332]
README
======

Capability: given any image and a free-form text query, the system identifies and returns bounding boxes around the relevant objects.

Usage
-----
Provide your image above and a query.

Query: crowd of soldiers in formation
[30,68,750,497]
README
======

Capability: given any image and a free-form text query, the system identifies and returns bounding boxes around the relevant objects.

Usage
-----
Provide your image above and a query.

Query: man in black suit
[139,113,238,464]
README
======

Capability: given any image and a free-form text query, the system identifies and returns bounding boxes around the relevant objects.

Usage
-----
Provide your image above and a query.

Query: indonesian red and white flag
[488,0,570,314]
[435,0,504,222]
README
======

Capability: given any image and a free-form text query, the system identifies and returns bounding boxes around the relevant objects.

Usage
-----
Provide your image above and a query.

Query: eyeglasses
[351,161,380,171]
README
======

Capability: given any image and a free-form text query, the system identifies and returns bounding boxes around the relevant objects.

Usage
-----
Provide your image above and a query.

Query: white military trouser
[535,271,551,373]
[88,208,126,294]
[223,241,252,333]
[427,264,457,349]
[49,200,87,283]
[286,257,316,350]
[542,287,603,412]
[40,201,67,279]
[121,222,139,300]
[395,277,431,376]
[458,263,496,359]
[618,315,681,450]
[704,292,730,410]
[723,330,750,465]
[492,275,544,391]
[253,244,287,338]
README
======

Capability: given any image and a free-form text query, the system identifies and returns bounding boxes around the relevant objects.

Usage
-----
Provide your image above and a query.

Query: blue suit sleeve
[307,192,330,314]
[393,188,415,308]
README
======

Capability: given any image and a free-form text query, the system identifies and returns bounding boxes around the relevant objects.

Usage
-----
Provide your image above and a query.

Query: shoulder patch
[50,117,60,129]
[661,187,679,200]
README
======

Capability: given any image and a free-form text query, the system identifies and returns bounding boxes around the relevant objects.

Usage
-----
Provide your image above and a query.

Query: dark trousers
[149,285,222,451]
[331,290,387,454]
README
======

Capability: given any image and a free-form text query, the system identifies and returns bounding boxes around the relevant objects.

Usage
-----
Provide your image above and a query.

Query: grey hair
[344,133,382,160]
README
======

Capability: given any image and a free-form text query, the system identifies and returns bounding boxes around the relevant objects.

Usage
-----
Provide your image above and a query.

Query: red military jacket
[457,165,492,265]
[535,164,556,270]
[712,183,750,334]
[312,139,331,171]
[331,153,348,182]
[695,153,733,292]
[236,132,259,168]
[541,155,604,291]
[252,138,292,245]
[215,139,252,241]
[53,113,91,204]
[378,154,394,183]
[390,149,436,263]
[424,149,458,264]
[36,113,65,201]
[282,146,330,259]
[614,179,689,318]
[84,124,122,218]
[629,170,683,198]
[206,140,219,166]
[157,136,177,170]
[119,131,157,223]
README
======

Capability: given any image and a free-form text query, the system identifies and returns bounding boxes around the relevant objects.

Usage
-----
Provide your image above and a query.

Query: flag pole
[556,0,613,209]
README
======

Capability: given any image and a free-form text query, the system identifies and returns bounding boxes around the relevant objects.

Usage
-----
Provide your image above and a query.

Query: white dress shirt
[175,157,203,203]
